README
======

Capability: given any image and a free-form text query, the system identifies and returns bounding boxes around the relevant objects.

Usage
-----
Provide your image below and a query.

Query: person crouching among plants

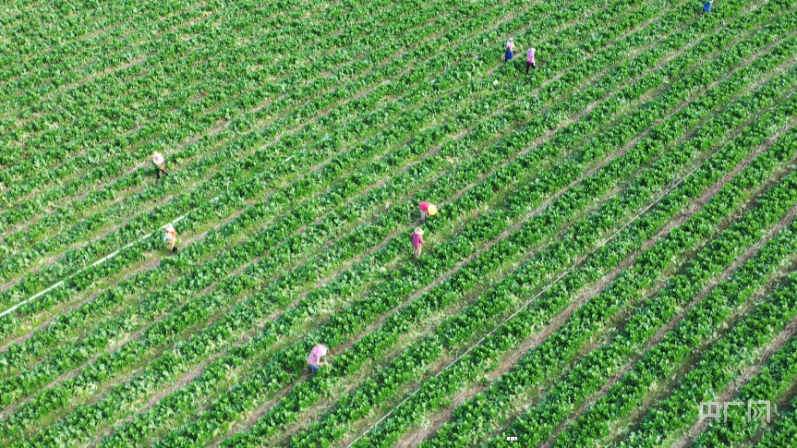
[163,223,178,253]
[419,201,438,222]
[411,227,424,258]
[152,151,169,182]
[307,344,329,375]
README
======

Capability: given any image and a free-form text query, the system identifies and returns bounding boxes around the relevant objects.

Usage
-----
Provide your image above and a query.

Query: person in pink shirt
[307,344,329,375]
[526,47,536,73]
[418,201,438,222]
[411,227,424,258]
[504,38,516,64]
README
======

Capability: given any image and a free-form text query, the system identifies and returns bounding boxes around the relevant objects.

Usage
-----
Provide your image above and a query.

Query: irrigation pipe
[0,200,215,319]
[0,151,310,319]
[344,159,708,448]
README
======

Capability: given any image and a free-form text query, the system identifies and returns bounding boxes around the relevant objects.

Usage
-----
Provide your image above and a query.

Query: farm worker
[307,344,329,375]
[411,227,424,258]
[152,151,169,181]
[526,47,536,73]
[163,223,178,253]
[504,38,516,64]
[701,0,712,15]
[419,201,437,222]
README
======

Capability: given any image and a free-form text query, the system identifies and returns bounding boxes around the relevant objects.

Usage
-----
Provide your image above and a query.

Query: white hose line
[0,153,309,319]
[0,200,215,319]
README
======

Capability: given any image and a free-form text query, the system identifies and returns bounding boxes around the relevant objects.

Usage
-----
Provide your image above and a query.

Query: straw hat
[427,204,437,216]
[414,227,424,235]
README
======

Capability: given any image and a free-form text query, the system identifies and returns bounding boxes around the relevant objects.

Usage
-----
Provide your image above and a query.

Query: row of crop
[0,0,114,59]
[610,270,797,448]
[0,0,692,346]
[147,16,786,447]
[7,0,660,248]
[0,0,664,316]
[18,3,712,440]
[0,9,660,430]
[0,0,740,428]
[74,6,748,440]
[352,43,796,448]
[1,0,764,440]
[419,131,797,448]
[0,0,450,254]
[0,0,435,185]
[688,317,797,447]
[15,0,760,424]
[3,4,680,438]
[0,0,397,132]
[0,0,516,312]
[0,0,209,83]
[0,0,664,344]
[0,0,596,276]
[386,172,797,448]
[757,393,797,447]
[0,74,515,383]
[0,0,764,392]
[289,45,797,448]
[0,0,519,208]
[0,0,632,300]
[422,46,797,445]
[0,0,303,105]
[432,120,797,444]
[0,0,584,294]
[499,155,797,448]
[0,0,629,373]
[483,136,797,446]
[0,0,438,229]
[550,136,797,448]
[0,28,525,361]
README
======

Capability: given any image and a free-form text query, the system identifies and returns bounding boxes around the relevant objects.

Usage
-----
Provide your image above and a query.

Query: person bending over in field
[504,38,516,64]
[307,344,329,375]
[152,151,169,182]
[526,47,536,73]
[418,201,438,223]
[701,0,713,15]
[163,223,178,253]
[412,227,424,258]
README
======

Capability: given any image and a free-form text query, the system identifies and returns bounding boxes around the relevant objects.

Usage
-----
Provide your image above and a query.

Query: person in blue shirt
[701,0,713,15]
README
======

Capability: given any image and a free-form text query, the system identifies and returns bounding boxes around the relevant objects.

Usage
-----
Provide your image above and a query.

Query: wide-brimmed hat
[414,227,424,235]
[165,223,175,232]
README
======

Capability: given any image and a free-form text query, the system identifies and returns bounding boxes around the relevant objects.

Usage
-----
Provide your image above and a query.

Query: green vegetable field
[3,0,797,446]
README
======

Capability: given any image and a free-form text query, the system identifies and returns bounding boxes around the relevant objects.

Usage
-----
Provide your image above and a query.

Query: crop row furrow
[0,0,592,294]
[0,6,664,434]
[353,51,797,448]
[163,17,793,447]
[0,0,676,352]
